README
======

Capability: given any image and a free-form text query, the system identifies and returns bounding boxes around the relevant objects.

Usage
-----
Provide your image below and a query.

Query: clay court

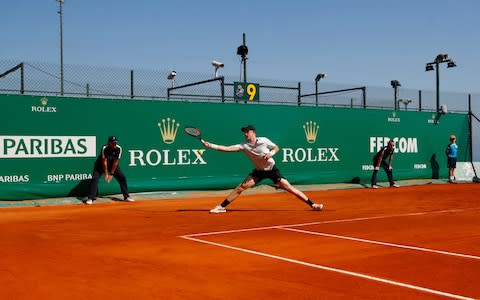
[1,183,479,299]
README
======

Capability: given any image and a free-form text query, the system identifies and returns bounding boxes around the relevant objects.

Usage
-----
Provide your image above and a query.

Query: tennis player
[202,125,324,213]
[371,139,400,188]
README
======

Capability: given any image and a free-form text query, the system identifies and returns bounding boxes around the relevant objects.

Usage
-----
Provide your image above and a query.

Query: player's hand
[105,174,112,183]
[263,153,271,160]
[202,140,210,148]
[388,166,393,171]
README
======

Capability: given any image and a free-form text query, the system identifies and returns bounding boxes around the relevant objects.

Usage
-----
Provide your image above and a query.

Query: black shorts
[249,165,285,184]
[447,157,457,169]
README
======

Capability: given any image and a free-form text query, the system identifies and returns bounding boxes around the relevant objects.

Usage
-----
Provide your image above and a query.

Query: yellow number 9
[246,84,256,101]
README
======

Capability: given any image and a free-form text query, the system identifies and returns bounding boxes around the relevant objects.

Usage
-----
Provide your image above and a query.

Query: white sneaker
[390,184,400,188]
[85,199,93,205]
[209,205,226,213]
[124,197,135,202]
[371,185,380,189]
[312,203,323,211]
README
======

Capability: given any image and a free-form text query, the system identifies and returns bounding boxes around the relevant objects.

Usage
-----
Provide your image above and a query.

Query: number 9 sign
[234,82,260,102]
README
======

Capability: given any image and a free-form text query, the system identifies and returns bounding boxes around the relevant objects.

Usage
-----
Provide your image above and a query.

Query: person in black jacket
[85,136,134,204]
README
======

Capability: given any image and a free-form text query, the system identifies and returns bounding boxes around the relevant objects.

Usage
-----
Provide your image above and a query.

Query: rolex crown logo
[40,97,48,106]
[158,118,180,144]
[303,121,319,144]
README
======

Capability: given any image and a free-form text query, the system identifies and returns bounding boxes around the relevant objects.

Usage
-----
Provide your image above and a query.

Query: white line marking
[181,235,475,300]
[183,207,480,238]
[279,227,480,260]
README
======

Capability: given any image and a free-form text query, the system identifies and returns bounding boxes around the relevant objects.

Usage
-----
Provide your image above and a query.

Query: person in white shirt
[202,125,324,213]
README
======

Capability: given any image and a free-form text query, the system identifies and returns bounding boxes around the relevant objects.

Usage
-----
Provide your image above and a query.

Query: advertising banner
[0,94,469,200]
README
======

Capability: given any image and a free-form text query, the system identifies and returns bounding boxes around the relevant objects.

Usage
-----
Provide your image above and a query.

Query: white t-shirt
[229,137,276,171]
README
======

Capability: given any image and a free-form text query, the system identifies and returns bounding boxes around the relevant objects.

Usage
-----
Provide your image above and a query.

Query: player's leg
[271,165,323,210]
[210,175,256,213]
[277,178,322,210]
[381,161,397,187]
[448,158,457,183]
[371,159,379,188]
[371,169,379,188]
[87,170,102,204]
[113,168,133,201]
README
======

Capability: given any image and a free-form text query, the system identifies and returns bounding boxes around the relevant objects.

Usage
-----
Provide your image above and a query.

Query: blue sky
[2,0,479,93]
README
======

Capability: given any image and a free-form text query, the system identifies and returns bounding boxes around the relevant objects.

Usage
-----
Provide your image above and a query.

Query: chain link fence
[1,59,477,112]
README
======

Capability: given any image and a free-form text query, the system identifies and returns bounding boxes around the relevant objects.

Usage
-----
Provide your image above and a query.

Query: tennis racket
[184,126,204,142]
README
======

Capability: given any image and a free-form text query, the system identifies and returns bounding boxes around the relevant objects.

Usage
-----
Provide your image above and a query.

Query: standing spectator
[445,134,458,183]
[85,136,134,204]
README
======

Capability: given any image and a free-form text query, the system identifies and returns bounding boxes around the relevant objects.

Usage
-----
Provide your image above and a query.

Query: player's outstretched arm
[202,140,241,152]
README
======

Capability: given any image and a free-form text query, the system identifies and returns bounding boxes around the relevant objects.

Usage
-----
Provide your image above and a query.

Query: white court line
[183,207,480,238]
[181,235,475,300]
[280,227,480,261]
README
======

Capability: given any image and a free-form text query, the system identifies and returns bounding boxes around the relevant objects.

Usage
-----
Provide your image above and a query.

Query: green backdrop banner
[0,94,469,200]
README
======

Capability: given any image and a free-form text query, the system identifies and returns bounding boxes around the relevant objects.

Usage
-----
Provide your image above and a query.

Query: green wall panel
[0,94,469,200]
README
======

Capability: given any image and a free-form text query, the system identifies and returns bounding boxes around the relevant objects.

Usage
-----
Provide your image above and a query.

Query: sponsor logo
[129,117,207,167]
[387,111,400,123]
[31,97,57,113]
[369,136,418,153]
[47,173,92,182]
[303,120,319,144]
[282,120,340,163]
[158,118,180,144]
[282,148,339,162]
[0,136,96,158]
[414,164,427,169]
[427,113,438,124]
[0,175,30,183]
[129,149,207,166]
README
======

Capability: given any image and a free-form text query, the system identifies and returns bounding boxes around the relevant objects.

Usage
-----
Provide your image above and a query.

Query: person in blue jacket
[445,134,458,183]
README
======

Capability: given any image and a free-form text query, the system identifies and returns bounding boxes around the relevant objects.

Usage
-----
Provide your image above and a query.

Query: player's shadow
[430,153,440,179]
[110,196,126,202]
[176,209,314,212]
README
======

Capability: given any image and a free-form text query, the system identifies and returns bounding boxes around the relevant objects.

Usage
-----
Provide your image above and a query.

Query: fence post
[297,82,301,106]
[468,94,473,163]
[362,87,366,108]
[130,69,134,99]
[20,63,24,94]
[418,90,422,111]
[86,84,90,97]
[220,76,225,103]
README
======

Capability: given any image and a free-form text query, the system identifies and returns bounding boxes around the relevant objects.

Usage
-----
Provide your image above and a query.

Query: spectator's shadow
[68,179,91,198]
[430,154,440,179]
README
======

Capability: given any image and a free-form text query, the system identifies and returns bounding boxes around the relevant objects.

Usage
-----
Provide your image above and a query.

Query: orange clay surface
[1,183,479,300]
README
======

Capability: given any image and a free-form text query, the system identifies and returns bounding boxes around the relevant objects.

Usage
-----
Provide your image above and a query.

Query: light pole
[390,80,401,110]
[236,33,248,82]
[315,73,326,106]
[57,0,65,95]
[425,54,457,114]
